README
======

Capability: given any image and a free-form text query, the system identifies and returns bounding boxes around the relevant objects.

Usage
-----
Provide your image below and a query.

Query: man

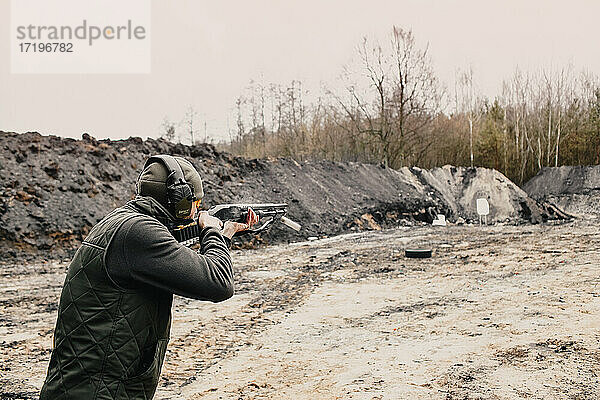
[40,155,257,399]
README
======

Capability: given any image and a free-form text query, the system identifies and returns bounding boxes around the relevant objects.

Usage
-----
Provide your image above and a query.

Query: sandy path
[1,222,599,399]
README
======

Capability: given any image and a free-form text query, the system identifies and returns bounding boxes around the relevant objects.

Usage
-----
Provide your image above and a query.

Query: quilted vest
[40,199,174,400]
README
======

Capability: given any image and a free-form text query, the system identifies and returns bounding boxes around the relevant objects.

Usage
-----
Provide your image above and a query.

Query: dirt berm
[524,165,600,218]
[0,131,567,260]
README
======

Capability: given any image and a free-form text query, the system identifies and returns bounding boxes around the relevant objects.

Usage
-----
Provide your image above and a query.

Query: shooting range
[1,1,598,398]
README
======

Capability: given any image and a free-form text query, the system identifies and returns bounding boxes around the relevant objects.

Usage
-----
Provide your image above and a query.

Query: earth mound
[0,131,567,260]
[524,166,600,218]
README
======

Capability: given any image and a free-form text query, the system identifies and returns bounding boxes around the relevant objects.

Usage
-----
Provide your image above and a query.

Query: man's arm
[106,217,234,302]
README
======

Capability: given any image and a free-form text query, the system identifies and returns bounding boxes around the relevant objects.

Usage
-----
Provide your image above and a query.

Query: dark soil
[524,165,600,218]
[0,131,567,261]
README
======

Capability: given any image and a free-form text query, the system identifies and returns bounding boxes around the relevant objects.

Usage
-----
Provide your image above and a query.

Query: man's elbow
[211,281,234,303]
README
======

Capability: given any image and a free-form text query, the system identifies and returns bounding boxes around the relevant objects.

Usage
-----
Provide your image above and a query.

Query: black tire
[405,248,432,258]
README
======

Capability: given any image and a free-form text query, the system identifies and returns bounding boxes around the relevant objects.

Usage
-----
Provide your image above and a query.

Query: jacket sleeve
[106,217,234,302]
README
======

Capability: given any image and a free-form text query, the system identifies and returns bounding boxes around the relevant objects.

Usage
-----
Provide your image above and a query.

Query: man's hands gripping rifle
[207,203,301,237]
[170,203,300,246]
[197,208,259,239]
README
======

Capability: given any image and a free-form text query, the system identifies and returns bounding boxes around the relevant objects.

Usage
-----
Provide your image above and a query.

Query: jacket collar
[125,196,177,226]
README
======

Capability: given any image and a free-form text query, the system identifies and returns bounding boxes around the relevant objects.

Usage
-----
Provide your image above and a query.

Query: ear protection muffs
[142,155,196,220]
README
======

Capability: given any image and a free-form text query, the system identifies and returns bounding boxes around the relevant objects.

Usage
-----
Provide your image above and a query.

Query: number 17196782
[19,42,73,53]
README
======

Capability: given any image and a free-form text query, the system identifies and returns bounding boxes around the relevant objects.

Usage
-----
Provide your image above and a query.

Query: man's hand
[221,208,259,239]
[197,211,223,230]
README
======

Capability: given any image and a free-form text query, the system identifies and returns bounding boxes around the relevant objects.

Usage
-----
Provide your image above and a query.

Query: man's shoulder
[104,204,165,229]
[97,204,171,250]
[118,213,170,240]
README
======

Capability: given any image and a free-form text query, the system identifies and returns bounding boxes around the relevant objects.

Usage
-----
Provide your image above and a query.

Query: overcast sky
[1,0,599,142]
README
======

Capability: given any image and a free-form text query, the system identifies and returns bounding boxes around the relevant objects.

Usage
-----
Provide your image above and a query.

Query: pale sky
[1,0,599,142]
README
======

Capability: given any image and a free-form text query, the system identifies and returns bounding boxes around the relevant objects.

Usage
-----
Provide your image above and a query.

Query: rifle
[170,203,301,245]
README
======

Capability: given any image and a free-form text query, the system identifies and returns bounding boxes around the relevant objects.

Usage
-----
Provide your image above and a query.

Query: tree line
[168,27,600,186]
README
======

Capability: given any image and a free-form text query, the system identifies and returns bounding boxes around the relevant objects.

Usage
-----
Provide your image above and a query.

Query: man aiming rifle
[40,155,259,399]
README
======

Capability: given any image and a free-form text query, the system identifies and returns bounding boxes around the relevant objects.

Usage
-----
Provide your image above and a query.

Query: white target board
[476,198,490,216]
[476,198,490,225]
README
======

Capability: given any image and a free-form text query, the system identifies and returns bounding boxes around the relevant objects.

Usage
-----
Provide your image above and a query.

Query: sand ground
[1,221,599,399]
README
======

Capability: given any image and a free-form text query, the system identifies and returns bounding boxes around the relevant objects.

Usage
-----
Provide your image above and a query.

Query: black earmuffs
[142,155,196,220]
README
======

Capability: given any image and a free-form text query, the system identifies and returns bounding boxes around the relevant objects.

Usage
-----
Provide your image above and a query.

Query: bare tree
[335,26,444,168]
[536,65,575,167]
[234,97,245,154]
[184,106,198,145]
[502,68,534,182]
[220,29,599,184]
[456,67,483,167]
[160,118,177,143]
